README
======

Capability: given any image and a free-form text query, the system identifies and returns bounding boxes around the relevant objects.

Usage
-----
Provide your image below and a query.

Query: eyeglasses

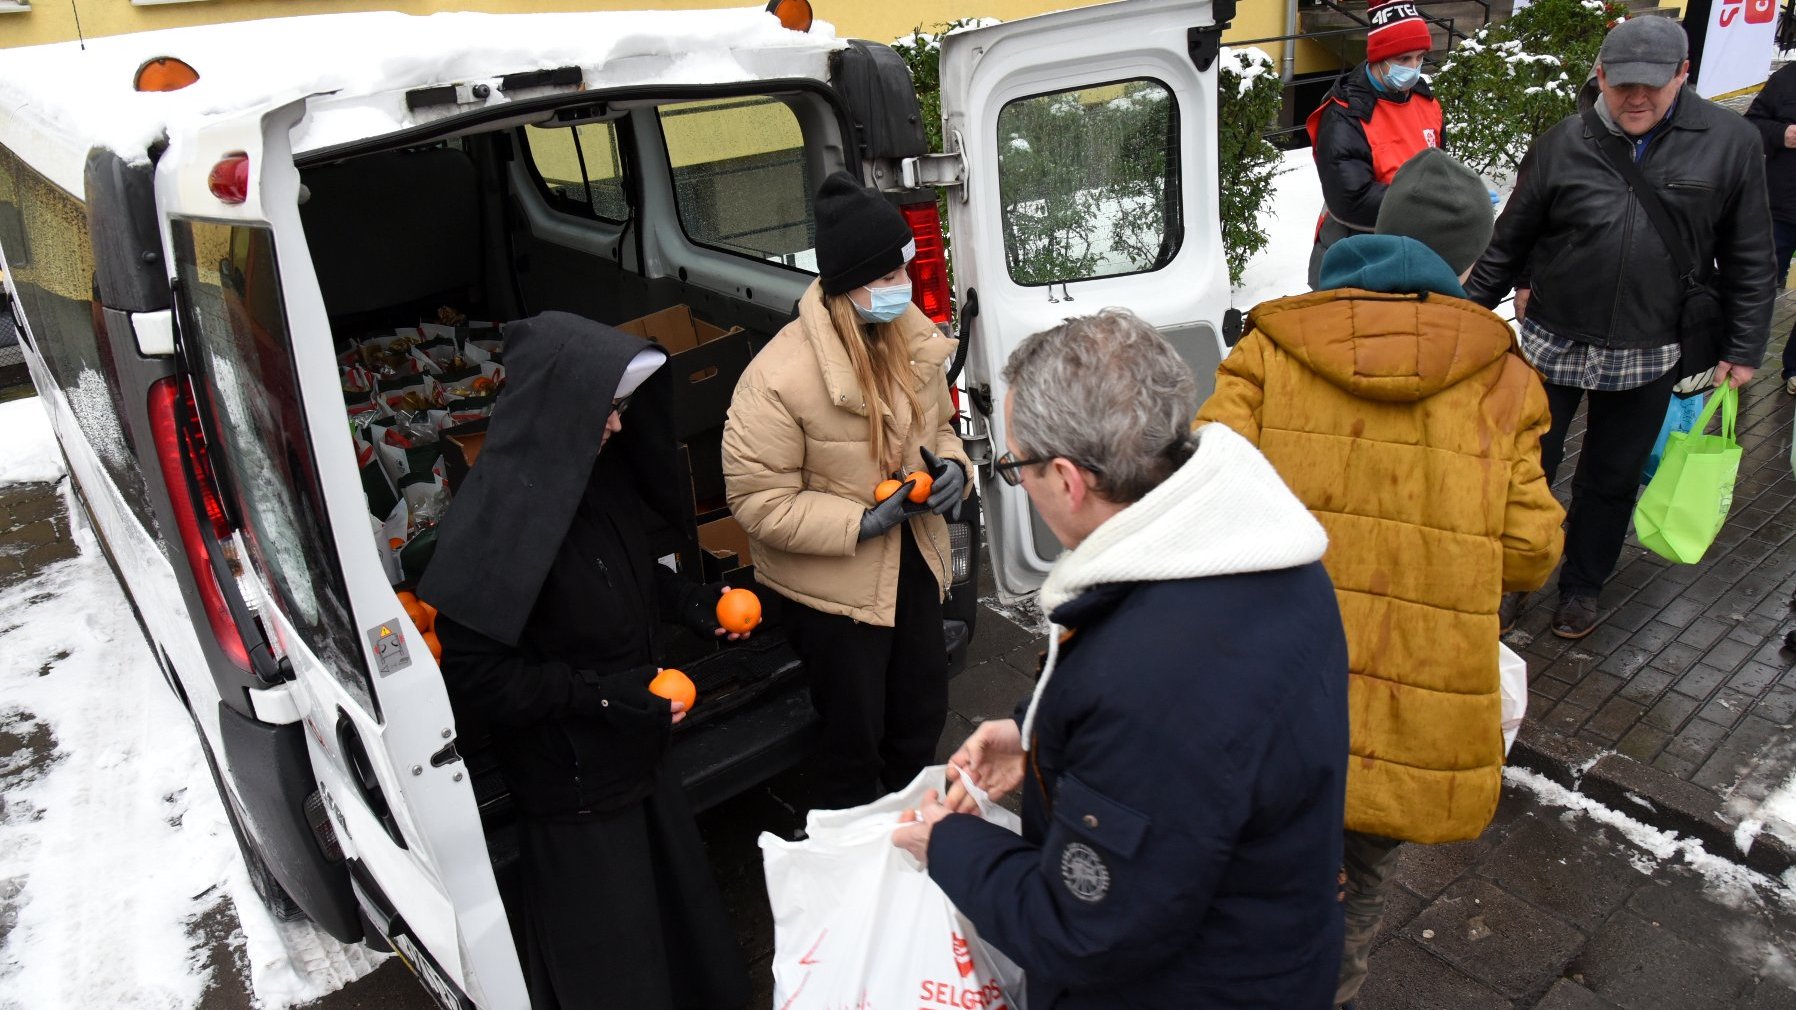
[994,450,1104,487]
[610,392,635,416]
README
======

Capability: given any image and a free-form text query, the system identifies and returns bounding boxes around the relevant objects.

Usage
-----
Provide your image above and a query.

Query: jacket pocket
[1051,774,1152,859]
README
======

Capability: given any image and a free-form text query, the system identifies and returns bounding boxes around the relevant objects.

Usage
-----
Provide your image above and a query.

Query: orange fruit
[906,470,933,504]
[648,668,697,710]
[715,588,762,634]
[875,478,904,502]
[388,537,405,550]
[396,590,426,629]
[418,599,437,633]
[423,630,443,664]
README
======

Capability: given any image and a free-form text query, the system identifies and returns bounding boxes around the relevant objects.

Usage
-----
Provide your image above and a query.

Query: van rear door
[156,102,528,1008]
[938,0,1235,599]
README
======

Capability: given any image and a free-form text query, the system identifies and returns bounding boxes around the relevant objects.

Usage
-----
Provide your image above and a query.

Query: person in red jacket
[1306,0,1443,288]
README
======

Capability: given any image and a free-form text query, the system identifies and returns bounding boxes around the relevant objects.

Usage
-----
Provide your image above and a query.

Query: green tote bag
[1634,385,1740,564]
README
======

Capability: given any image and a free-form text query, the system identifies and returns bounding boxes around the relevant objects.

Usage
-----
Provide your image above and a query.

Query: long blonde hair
[825,292,924,469]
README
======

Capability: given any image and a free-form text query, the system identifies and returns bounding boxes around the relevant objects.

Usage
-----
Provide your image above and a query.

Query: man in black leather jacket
[1465,16,1774,640]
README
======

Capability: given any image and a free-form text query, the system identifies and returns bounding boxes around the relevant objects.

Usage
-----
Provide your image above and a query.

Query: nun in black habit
[419,311,749,1010]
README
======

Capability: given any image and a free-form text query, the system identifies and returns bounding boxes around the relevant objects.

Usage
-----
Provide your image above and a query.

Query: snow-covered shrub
[1433,0,1628,178]
[1217,46,1287,287]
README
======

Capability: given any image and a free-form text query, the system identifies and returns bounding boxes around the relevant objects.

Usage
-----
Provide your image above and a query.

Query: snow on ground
[0,409,377,1008]
[0,398,62,485]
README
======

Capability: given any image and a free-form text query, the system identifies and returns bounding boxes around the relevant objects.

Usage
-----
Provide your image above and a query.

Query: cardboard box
[616,304,740,353]
[698,517,753,579]
[617,304,752,441]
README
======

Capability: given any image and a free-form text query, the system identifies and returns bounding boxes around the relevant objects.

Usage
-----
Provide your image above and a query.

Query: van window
[658,96,816,270]
[171,219,374,713]
[523,122,630,222]
[996,78,1182,286]
[0,145,160,536]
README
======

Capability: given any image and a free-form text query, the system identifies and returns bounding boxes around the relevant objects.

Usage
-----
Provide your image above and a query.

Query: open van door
[938,0,1235,600]
[155,101,528,1008]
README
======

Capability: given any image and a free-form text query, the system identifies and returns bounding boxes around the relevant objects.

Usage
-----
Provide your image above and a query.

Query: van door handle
[336,709,408,850]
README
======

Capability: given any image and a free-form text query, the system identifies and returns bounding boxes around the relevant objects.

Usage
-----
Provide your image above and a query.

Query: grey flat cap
[1599,17,1688,88]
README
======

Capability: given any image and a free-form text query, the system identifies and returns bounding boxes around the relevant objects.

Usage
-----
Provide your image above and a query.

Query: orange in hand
[716,588,762,634]
[397,590,427,630]
[906,470,933,504]
[875,478,904,502]
[649,668,697,710]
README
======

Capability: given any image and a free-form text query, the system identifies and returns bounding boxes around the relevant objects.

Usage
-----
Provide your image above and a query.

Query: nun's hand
[893,789,952,864]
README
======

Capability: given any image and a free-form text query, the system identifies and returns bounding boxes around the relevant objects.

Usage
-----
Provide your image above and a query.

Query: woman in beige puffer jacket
[722,172,970,808]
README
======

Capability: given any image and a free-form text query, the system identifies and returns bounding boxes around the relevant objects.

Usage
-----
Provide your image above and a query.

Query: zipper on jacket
[1606,188,1636,346]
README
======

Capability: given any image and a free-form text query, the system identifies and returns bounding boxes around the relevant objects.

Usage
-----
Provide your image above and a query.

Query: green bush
[894,24,1287,289]
[1217,46,1289,286]
[1433,0,1629,178]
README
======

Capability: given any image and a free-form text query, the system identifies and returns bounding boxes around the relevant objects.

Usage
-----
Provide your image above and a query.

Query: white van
[0,1,1233,1005]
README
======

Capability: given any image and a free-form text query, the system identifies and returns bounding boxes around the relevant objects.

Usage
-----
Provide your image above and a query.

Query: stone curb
[1508,724,1796,878]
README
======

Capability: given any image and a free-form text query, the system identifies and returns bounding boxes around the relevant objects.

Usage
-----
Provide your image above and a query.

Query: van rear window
[658,96,816,270]
[170,219,374,713]
[523,121,630,223]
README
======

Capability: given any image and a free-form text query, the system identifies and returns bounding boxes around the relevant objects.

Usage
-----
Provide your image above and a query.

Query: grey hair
[1001,308,1197,503]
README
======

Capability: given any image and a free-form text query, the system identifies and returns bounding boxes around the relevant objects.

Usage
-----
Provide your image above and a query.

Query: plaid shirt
[1516,317,1680,391]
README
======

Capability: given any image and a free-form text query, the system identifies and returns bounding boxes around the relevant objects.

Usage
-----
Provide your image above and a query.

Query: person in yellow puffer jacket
[1195,148,1564,1009]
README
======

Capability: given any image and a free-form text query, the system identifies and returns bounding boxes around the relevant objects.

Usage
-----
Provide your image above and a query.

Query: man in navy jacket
[893,309,1350,1009]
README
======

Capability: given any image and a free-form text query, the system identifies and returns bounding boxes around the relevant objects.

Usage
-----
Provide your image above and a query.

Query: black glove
[572,666,668,724]
[919,446,965,517]
[859,478,917,541]
[676,582,728,637]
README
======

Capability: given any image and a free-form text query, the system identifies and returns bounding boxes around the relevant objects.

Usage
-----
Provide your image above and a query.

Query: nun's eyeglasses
[610,393,635,416]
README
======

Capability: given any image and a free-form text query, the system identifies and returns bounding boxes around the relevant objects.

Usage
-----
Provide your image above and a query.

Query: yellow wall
[3,0,1299,58]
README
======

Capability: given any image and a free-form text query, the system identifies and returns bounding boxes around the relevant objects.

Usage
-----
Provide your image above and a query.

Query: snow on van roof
[0,9,846,196]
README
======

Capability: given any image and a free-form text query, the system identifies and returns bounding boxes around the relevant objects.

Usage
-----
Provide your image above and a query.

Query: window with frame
[523,121,630,222]
[0,145,160,537]
[657,96,816,270]
[170,219,375,714]
[996,78,1182,286]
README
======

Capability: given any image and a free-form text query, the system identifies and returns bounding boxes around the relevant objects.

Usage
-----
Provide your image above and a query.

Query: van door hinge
[967,383,994,418]
[1188,16,1232,73]
[900,130,968,198]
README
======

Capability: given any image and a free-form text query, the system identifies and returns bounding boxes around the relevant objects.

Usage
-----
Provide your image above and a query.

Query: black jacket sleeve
[1716,132,1778,365]
[926,706,1237,990]
[1744,65,1796,156]
[1465,141,1550,308]
[435,614,653,729]
[1313,103,1384,229]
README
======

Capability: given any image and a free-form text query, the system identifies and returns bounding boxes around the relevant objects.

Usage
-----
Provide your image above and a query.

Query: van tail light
[149,376,251,672]
[902,201,952,326]
[208,154,250,205]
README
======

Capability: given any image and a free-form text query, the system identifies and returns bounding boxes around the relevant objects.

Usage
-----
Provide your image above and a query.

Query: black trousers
[1774,218,1796,379]
[782,525,949,810]
[1538,367,1679,599]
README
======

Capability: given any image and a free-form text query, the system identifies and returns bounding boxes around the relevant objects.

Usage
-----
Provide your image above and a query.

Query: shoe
[1552,594,1601,639]
[1499,591,1529,633]
[1785,375,1796,395]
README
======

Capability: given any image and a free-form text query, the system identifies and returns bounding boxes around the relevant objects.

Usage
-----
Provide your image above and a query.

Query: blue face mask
[853,281,913,324]
[1379,61,1422,92]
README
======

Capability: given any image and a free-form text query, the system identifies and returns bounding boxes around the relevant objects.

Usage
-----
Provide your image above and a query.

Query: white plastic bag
[759,766,1028,1010]
[1499,642,1528,755]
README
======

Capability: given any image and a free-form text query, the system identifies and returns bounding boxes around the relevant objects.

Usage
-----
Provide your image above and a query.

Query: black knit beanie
[814,171,914,296]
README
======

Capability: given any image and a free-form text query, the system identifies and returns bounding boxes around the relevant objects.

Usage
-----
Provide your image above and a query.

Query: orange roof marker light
[766,0,813,33]
[134,57,200,93]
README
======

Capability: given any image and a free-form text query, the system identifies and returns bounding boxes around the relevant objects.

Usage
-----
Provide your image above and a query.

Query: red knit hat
[1367,1,1432,64]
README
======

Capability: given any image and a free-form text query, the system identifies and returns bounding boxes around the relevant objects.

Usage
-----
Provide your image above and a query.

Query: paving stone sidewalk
[1501,295,1796,872]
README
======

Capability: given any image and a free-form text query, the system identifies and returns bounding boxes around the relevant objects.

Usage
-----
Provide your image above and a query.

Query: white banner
[1695,0,1780,98]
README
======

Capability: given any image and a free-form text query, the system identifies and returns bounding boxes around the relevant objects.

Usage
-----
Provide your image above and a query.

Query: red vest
[1306,91,1443,233]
